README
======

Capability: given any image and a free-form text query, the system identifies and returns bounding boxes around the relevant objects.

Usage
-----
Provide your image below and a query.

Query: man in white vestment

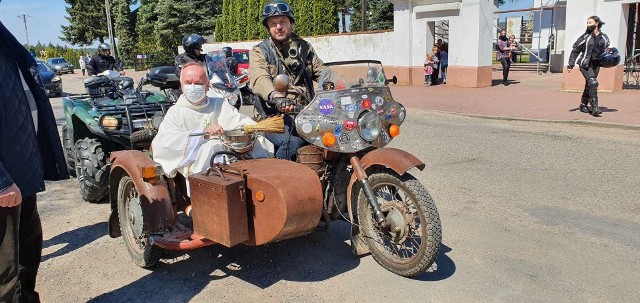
[151,63,274,179]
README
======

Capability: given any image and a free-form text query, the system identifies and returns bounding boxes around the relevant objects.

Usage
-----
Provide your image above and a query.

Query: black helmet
[261,1,295,27]
[221,46,233,58]
[182,34,205,55]
[599,47,621,68]
[98,43,111,51]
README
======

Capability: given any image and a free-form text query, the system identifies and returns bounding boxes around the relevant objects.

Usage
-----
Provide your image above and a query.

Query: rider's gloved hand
[270,92,295,113]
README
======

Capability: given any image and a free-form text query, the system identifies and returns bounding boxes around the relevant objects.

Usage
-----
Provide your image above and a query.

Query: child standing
[424,53,435,86]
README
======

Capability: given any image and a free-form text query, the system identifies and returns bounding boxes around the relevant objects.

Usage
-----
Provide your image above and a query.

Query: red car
[232,49,250,72]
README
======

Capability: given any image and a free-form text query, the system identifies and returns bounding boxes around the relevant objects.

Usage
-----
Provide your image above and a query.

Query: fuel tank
[230,158,323,246]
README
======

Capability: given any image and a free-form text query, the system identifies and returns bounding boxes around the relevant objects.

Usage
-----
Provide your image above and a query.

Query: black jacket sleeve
[0,161,14,192]
[87,56,98,75]
[568,35,586,69]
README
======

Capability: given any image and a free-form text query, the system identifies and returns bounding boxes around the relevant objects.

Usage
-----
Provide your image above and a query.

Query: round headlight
[357,111,381,142]
[52,76,61,82]
[99,115,120,130]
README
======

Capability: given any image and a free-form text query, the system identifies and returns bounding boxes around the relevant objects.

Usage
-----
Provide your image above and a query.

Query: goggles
[263,2,292,17]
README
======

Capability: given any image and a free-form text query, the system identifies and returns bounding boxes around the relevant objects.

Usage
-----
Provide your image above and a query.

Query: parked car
[232,49,250,71]
[46,57,74,74]
[36,59,63,97]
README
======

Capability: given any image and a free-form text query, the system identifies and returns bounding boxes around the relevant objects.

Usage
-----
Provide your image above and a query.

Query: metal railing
[624,51,640,88]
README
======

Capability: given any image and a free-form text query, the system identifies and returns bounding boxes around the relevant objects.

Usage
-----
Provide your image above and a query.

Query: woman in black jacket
[567,16,609,116]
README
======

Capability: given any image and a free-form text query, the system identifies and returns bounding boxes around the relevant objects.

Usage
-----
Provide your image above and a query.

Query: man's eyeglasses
[263,2,291,17]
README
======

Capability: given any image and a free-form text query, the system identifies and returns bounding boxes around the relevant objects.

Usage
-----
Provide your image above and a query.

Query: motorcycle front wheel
[356,169,442,277]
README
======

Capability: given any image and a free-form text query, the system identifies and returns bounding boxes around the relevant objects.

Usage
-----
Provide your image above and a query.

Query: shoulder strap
[258,38,282,75]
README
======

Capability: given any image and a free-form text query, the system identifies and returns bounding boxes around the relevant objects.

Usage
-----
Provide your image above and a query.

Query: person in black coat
[0,19,69,303]
[567,16,609,116]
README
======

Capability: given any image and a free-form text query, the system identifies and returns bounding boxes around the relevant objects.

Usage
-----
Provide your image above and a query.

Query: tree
[155,0,219,55]
[113,0,137,62]
[61,0,109,45]
[136,0,161,54]
[367,0,393,30]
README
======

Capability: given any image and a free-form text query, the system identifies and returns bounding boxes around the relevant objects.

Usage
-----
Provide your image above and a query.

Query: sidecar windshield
[317,60,389,91]
[205,52,236,90]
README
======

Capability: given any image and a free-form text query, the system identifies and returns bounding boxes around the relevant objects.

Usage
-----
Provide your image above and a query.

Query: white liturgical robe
[151,95,274,178]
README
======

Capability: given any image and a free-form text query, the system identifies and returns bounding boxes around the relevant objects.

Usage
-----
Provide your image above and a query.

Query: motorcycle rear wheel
[357,169,441,277]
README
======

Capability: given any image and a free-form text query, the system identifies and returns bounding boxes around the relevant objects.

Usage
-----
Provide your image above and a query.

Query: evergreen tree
[155,0,219,55]
[61,0,109,45]
[113,0,137,62]
[136,0,161,55]
[367,0,393,30]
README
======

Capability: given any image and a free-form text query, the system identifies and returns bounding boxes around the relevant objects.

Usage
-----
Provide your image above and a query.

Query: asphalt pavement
[39,72,640,302]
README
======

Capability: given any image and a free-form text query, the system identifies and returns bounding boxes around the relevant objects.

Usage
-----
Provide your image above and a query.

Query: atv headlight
[99,115,120,130]
[52,76,61,82]
[357,110,381,142]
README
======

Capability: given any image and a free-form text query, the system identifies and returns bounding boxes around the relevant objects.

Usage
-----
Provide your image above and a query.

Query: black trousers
[499,58,511,82]
[580,65,601,100]
[0,195,42,303]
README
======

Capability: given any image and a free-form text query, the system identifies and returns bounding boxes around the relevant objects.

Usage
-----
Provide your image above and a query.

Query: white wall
[198,31,396,66]
[562,0,628,66]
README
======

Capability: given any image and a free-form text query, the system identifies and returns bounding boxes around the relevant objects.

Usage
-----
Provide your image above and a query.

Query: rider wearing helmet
[248,0,330,160]
[175,34,207,77]
[87,43,124,76]
[567,16,610,116]
[221,46,239,75]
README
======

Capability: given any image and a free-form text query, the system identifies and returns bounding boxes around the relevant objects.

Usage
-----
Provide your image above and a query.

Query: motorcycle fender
[108,150,175,238]
[345,148,425,256]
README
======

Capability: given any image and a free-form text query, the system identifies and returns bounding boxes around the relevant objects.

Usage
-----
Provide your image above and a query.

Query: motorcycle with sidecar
[107,60,441,277]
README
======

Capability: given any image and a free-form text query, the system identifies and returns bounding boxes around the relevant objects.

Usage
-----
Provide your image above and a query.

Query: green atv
[61,67,179,202]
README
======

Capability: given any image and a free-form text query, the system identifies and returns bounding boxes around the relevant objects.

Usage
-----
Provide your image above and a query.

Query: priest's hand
[204,124,224,139]
[0,184,22,208]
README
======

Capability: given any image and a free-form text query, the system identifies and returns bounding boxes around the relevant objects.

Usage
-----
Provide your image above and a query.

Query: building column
[447,0,495,88]
[388,2,415,85]
[562,0,627,92]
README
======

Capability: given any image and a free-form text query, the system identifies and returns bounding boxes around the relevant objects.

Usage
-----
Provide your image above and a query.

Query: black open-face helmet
[261,1,295,27]
[599,47,621,68]
[182,34,205,55]
[221,46,233,58]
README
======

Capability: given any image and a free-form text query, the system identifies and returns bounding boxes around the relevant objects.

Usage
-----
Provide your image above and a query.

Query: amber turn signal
[322,132,337,147]
[99,115,120,130]
[255,190,265,202]
[142,163,164,183]
[389,125,400,138]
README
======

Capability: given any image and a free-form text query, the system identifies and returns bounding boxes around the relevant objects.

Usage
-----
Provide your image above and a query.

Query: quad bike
[61,67,179,202]
[108,60,441,277]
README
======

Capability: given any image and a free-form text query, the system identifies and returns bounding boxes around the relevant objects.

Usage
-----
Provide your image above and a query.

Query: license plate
[132,119,149,129]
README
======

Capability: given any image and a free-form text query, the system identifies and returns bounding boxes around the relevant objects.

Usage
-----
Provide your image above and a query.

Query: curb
[417,109,640,131]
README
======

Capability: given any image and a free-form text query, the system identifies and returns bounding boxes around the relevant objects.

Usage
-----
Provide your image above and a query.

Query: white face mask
[183,84,207,104]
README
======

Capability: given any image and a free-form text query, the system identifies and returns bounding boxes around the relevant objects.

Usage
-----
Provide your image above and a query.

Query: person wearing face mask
[496,29,512,86]
[150,63,274,180]
[87,43,124,76]
[248,0,331,160]
[568,16,609,116]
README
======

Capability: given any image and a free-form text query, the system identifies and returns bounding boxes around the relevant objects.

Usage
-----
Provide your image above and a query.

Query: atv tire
[75,138,109,203]
[61,124,76,177]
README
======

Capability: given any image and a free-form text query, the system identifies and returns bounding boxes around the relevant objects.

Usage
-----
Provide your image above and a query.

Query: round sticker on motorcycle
[301,122,313,134]
[318,99,334,115]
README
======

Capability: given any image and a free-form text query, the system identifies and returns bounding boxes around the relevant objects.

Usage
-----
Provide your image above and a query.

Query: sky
[1,0,535,48]
[0,0,74,47]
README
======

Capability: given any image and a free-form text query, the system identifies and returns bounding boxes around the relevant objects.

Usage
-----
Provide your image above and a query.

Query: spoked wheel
[117,175,162,268]
[357,169,442,277]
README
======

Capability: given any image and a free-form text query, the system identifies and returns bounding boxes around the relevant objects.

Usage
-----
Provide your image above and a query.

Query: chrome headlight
[54,65,61,70]
[52,76,61,82]
[99,115,120,130]
[358,111,381,142]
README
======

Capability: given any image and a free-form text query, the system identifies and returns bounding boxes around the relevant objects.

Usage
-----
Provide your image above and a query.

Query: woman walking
[497,30,512,86]
[567,16,609,116]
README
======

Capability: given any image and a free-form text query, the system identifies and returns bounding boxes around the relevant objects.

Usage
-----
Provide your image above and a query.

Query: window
[233,51,249,64]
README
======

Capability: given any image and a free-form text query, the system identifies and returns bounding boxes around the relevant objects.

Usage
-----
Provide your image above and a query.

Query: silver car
[46,57,74,75]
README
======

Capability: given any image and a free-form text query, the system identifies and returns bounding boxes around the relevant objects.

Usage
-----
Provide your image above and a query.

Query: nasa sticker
[339,133,350,144]
[301,122,313,134]
[318,99,334,115]
[375,96,384,106]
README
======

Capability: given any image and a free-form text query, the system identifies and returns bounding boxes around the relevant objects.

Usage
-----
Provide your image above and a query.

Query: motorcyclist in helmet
[248,0,330,160]
[221,46,239,75]
[87,43,124,76]
[175,34,207,77]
